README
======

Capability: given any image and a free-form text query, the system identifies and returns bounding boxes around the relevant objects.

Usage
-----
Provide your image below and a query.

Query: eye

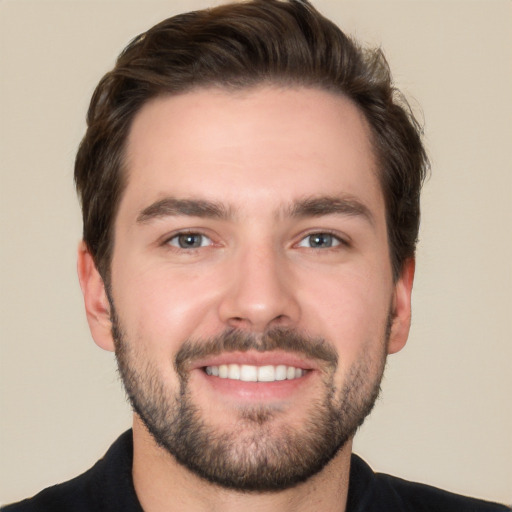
[167,232,212,249]
[297,232,342,249]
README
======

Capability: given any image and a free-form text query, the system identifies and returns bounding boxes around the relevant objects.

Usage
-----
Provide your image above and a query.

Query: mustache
[174,327,338,376]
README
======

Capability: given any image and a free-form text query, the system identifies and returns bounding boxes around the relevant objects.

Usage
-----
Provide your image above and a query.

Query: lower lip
[195,368,314,402]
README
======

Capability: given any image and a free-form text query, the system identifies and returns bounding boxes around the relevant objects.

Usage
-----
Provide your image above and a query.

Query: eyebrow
[136,194,374,225]
[288,196,375,225]
[137,197,230,223]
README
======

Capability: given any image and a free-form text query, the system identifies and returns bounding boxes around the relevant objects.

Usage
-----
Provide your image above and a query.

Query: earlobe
[77,241,115,352]
[387,258,415,355]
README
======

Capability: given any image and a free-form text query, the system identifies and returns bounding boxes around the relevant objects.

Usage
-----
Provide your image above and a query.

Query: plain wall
[1,0,511,506]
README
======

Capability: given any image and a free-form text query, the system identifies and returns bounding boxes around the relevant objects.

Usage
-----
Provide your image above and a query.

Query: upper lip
[190,350,320,372]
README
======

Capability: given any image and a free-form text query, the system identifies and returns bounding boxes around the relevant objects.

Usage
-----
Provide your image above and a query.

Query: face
[80,86,413,491]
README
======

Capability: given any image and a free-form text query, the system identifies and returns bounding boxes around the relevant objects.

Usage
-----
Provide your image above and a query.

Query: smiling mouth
[204,364,308,382]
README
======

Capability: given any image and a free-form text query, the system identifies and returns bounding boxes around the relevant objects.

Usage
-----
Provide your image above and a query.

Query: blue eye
[168,233,212,249]
[298,233,341,248]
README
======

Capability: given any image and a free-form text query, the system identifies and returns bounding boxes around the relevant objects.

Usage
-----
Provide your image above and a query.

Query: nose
[218,243,301,333]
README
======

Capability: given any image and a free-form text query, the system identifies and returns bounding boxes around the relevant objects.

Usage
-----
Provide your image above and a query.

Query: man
[2,1,509,511]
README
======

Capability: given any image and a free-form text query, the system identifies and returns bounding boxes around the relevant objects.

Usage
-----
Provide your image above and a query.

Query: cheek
[298,266,392,353]
[111,259,225,351]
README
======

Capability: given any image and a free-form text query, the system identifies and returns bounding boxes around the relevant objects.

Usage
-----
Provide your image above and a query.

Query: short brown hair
[75,0,428,282]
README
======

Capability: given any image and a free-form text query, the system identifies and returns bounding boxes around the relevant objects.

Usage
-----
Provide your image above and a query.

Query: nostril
[269,314,291,328]
[226,317,252,330]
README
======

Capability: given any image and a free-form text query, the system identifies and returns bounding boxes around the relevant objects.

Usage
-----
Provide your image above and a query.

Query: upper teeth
[205,364,305,382]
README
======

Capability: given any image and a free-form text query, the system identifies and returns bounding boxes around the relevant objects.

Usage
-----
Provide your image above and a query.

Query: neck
[131,416,352,512]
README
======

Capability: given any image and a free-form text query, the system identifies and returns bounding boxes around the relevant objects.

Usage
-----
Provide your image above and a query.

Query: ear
[77,241,115,352]
[387,258,415,355]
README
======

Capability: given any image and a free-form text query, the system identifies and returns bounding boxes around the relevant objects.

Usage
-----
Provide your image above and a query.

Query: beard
[111,307,389,492]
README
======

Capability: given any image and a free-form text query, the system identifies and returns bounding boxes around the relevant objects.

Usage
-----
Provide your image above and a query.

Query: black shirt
[2,430,509,511]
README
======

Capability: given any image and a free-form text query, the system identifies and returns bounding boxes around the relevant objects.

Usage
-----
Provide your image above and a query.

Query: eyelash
[162,230,349,251]
[295,231,349,250]
[164,231,213,250]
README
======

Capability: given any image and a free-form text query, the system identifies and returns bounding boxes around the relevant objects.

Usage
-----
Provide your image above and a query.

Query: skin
[78,86,414,512]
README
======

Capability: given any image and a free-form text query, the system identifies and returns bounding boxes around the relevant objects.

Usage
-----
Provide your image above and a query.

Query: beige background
[1,0,511,506]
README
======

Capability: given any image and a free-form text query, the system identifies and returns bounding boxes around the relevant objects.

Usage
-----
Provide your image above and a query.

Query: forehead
[120,86,383,222]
